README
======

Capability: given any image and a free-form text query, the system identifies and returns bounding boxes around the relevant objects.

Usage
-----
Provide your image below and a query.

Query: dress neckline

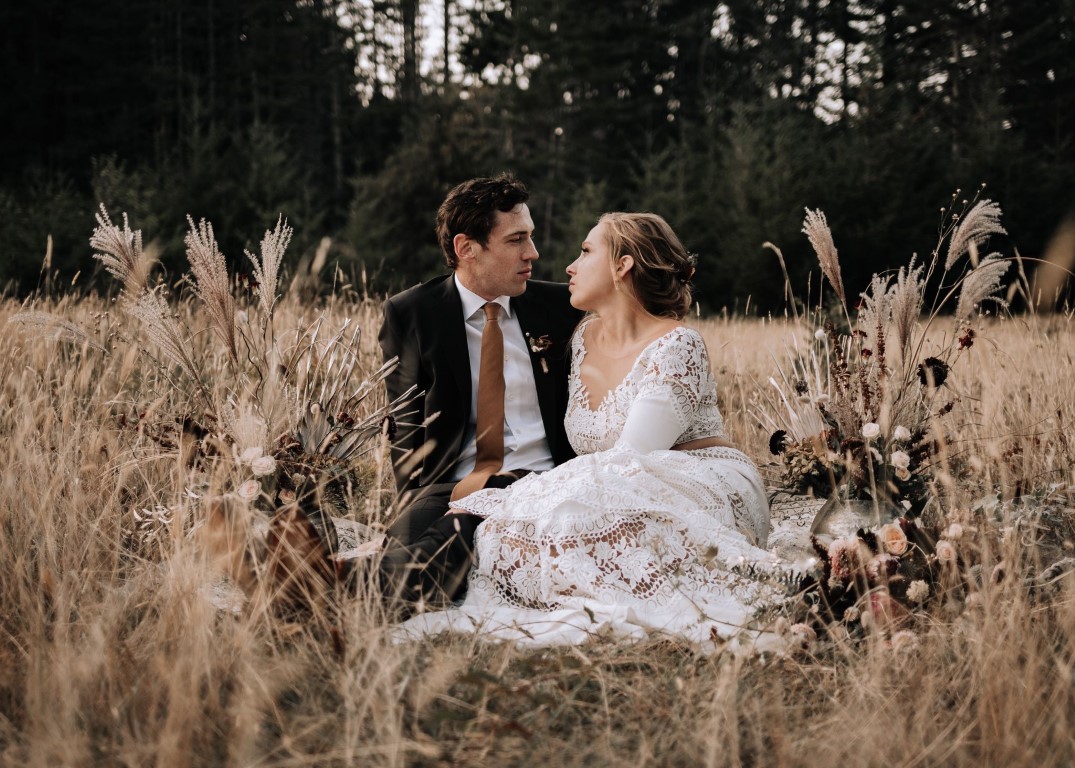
[574,320,688,413]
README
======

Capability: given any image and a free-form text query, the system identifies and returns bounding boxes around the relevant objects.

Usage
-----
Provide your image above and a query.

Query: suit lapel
[435,276,472,412]
[512,292,559,432]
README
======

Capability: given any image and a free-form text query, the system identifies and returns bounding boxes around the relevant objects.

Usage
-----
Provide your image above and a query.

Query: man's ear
[453,233,476,264]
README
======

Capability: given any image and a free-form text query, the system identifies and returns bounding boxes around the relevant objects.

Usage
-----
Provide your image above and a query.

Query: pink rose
[936,540,957,563]
[879,523,909,556]
[236,479,261,501]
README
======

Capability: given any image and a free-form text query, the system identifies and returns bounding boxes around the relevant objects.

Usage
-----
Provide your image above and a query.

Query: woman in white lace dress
[396,213,782,648]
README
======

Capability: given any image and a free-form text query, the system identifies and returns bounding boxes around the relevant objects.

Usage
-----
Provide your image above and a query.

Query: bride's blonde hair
[599,212,696,320]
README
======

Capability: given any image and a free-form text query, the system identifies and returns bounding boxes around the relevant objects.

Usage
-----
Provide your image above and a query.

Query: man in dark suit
[374,173,583,611]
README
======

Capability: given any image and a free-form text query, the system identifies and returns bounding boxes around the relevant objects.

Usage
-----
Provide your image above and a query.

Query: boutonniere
[526,333,553,373]
[527,334,553,354]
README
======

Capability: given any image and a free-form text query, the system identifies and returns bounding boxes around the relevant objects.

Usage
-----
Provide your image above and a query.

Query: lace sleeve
[634,328,710,433]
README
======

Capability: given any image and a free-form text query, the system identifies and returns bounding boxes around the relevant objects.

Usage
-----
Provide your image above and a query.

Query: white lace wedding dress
[397,320,785,649]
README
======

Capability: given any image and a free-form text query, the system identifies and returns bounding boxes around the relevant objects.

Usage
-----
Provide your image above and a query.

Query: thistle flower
[945,199,1006,270]
[802,208,845,304]
[769,430,789,455]
[917,357,949,387]
[906,580,930,604]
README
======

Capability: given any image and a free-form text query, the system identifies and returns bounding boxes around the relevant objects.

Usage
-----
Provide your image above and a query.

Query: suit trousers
[353,473,527,618]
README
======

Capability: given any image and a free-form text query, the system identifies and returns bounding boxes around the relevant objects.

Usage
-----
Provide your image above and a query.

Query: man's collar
[454,274,513,320]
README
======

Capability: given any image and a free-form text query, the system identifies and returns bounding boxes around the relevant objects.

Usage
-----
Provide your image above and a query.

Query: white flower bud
[936,540,957,563]
[238,445,263,464]
[251,455,277,477]
[237,479,261,501]
[893,425,911,441]
[890,450,911,470]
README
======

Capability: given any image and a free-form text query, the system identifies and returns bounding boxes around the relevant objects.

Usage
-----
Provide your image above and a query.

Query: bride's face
[566,222,618,311]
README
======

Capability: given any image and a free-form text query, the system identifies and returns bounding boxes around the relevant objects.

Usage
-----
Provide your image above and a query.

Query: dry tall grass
[2,291,1074,766]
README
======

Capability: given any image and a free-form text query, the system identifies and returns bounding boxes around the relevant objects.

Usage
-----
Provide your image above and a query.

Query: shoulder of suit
[384,274,453,308]
[524,279,570,295]
[521,280,576,309]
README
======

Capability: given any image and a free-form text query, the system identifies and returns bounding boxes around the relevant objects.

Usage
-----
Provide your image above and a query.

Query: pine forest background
[2,0,1073,312]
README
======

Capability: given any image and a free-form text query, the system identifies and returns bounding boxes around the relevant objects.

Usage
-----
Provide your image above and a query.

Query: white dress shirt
[451,275,555,480]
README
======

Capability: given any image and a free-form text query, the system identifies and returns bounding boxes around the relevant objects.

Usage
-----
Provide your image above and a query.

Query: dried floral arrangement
[756,188,1023,636]
[11,206,414,565]
[758,188,1011,518]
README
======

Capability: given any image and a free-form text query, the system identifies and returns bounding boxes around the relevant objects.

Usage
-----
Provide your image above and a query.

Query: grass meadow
[2,287,1074,767]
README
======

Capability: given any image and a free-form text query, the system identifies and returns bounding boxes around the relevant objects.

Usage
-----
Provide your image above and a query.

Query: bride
[397,213,783,647]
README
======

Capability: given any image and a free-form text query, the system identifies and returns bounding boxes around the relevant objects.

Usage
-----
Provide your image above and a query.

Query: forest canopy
[1,0,1071,312]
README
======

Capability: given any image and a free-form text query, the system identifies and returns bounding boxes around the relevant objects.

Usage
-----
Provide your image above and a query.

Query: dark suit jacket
[379,274,584,498]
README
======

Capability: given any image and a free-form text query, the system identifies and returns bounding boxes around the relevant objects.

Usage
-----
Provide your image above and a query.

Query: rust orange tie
[452,302,505,500]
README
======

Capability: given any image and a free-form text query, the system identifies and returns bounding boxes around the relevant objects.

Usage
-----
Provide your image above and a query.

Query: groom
[374,173,583,610]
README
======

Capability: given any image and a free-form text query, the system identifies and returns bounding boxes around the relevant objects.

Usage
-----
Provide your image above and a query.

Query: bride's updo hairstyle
[599,212,696,320]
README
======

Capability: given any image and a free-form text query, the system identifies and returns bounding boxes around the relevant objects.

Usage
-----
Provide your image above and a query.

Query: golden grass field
[2,289,1074,767]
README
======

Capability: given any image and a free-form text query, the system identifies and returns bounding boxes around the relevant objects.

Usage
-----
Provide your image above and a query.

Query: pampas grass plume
[945,199,1006,270]
[185,216,239,364]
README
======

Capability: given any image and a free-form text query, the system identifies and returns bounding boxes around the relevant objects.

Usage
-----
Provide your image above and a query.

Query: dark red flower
[917,357,949,387]
[769,430,789,455]
[959,328,976,349]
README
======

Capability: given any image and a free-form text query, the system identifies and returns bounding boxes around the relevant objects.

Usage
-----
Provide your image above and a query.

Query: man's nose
[525,239,539,261]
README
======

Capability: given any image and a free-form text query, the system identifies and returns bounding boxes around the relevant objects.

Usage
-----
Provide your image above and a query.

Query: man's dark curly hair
[435,173,530,269]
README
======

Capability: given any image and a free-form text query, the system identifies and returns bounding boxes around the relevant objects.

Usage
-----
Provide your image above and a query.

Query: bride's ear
[615,254,635,278]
